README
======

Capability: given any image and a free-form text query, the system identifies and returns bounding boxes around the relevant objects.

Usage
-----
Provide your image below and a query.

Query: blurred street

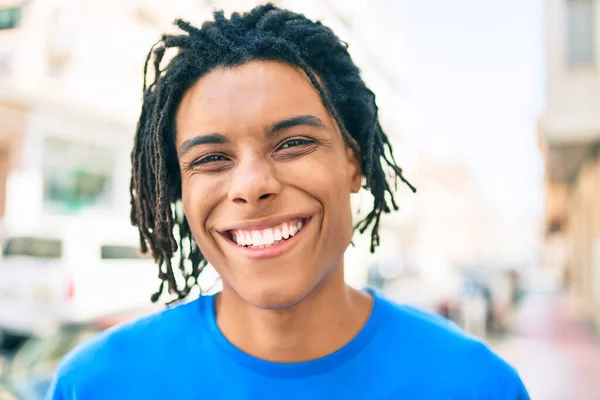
[494,291,600,400]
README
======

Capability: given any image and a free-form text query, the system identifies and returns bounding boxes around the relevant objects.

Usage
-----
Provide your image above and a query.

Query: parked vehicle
[0,309,152,400]
[0,222,161,345]
[0,381,19,400]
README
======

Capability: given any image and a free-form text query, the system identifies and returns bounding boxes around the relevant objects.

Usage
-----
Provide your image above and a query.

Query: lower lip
[224,219,311,260]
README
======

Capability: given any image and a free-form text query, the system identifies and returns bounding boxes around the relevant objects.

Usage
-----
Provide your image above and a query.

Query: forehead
[176,61,329,135]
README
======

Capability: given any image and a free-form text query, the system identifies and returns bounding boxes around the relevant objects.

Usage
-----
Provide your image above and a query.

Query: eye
[192,154,228,166]
[279,138,315,150]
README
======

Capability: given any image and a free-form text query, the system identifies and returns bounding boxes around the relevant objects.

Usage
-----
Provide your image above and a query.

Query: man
[47,4,529,399]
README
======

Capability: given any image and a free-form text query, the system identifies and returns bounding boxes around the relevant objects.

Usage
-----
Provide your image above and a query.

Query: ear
[345,146,363,193]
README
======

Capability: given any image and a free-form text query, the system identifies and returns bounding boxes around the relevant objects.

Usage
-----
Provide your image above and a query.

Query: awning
[546,140,598,182]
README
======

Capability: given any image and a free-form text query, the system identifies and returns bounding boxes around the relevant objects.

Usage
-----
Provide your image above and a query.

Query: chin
[240,284,313,311]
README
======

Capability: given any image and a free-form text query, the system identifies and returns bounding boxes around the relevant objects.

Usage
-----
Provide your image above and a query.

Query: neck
[214,266,373,363]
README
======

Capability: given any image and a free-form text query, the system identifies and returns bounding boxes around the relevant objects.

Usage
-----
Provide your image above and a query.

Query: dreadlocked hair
[130,3,416,304]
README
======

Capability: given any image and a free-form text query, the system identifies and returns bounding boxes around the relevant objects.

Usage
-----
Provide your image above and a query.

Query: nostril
[231,192,276,204]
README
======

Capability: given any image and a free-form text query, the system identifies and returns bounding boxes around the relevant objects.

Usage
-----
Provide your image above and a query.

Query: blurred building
[539,0,600,329]
[0,0,179,233]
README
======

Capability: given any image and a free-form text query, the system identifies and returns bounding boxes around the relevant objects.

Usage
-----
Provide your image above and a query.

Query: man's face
[175,60,362,309]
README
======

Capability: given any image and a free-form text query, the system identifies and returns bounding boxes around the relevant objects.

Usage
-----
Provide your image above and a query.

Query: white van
[0,223,161,343]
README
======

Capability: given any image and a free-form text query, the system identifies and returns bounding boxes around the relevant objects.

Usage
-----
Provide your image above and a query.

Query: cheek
[181,174,222,238]
[287,154,354,231]
[329,179,355,235]
[326,158,356,235]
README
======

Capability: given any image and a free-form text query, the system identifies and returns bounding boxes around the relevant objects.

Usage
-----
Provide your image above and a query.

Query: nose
[228,156,281,206]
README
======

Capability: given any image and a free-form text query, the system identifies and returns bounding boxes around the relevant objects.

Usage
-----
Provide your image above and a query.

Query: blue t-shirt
[47,290,529,399]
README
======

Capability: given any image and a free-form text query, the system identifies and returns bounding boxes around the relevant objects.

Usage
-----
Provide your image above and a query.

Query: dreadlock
[130,3,416,304]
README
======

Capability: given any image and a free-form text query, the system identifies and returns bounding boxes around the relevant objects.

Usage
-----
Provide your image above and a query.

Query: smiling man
[47,4,529,399]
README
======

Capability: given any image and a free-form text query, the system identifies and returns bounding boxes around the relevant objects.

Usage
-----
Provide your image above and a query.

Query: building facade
[540,0,600,329]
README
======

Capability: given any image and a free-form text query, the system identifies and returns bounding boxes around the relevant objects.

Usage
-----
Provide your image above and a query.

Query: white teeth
[263,229,274,245]
[237,230,246,246]
[251,231,263,246]
[282,223,290,239]
[291,221,303,236]
[230,219,306,247]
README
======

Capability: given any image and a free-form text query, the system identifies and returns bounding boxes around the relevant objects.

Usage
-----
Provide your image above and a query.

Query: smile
[226,218,308,249]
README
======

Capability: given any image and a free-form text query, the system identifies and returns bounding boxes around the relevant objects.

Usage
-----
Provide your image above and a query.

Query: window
[42,138,115,214]
[566,0,597,66]
[2,237,62,259]
[0,7,21,31]
[100,245,145,260]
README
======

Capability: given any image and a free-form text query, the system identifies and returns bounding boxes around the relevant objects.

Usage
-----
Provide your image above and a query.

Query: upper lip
[217,214,312,233]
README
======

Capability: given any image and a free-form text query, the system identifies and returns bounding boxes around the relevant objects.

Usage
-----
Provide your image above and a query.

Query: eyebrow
[268,114,326,136]
[178,115,326,156]
[178,133,228,156]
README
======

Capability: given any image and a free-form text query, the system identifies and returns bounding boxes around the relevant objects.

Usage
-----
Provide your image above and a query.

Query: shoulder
[46,296,207,398]
[373,293,529,398]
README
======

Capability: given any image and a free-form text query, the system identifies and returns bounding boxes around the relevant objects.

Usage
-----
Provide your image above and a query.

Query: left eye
[279,138,314,149]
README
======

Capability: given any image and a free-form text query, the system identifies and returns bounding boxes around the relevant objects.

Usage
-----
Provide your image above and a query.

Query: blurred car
[0,309,153,400]
[0,381,19,400]
[0,223,161,346]
[458,265,523,333]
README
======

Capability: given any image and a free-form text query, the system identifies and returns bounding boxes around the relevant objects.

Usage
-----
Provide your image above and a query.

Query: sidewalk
[493,292,600,400]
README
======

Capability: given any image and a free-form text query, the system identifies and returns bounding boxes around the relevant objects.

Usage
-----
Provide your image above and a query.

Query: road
[493,292,600,400]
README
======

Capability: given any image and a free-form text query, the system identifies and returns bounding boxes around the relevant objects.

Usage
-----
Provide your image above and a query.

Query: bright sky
[385,0,545,219]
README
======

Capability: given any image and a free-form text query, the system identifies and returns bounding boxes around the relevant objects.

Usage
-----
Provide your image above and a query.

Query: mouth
[223,217,310,250]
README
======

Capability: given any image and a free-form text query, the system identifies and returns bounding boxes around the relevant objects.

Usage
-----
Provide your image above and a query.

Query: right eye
[192,154,227,166]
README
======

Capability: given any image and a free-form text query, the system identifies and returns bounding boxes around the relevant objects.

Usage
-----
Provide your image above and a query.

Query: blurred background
[0,0,599,398]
